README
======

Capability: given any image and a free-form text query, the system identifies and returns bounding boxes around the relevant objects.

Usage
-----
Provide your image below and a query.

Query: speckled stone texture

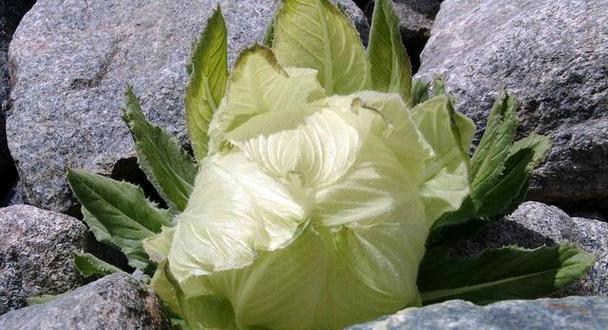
[0,273,171,329]
[6,0,368,213]
[0,0,35,204]
[393,0,442,40]
[452,202,608,296]
[347,296,608,330]
[415,0,608,207]
[0,204,87,315]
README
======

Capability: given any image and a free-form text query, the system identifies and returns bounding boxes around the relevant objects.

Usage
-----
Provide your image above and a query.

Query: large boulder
[6,0,368,213]
[0,205,87,315]
[0,273,170,329]
[453,201,608,296]
[348,296,608,330]
[0,0,35,204]
[415,0,608,207]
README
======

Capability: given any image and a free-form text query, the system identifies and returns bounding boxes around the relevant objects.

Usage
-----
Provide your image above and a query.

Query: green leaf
[411,79,429,106]
[419,245,594,305]
[67,169,171,269]
[469,90,518,204]
[368,0,412,104]
[74,252,124,277]
[151,260,183,318]
[272,0,371,95]
[123,86,197,212]
[263,13,276,47]
[431,77,446,96]
[429,93,551,241]
[510,133,552,167]
[185,6,228,161]
[429,196,477,237]
[476,134,551,218]
[410,95,475,223]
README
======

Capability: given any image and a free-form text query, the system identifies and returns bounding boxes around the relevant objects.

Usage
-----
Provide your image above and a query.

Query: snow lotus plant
[67,0,593,329]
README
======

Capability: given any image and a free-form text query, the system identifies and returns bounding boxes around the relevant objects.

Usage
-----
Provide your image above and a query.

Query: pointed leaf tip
[74,252,124,278]
[272,0,370,95]
[122,89,196,213]
[185,6,228,160]
[368,0,413,104]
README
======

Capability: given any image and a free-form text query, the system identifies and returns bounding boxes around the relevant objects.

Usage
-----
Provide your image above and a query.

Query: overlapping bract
[146,35,474,328]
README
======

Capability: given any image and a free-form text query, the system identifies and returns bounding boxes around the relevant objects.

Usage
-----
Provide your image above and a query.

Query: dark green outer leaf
[431,77,445,97]
[470,91,518,202]
[185,7,228,161]
[368,0,412,104]
[430,134,551,244]
[510,133,552,165]
[476,134,551,218]
[67,169,171,269]
[74,252,124,277]
[411,79,429,106]
[123,86,197,212]
[419,245,594,305]
[429,196,476,238]
[263,13,276,47]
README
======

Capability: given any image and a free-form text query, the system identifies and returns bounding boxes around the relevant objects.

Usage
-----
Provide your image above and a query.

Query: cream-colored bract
[145,45,473,329]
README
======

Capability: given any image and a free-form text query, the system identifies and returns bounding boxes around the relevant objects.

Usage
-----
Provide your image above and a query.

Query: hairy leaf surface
[67,169,170,269]
[185,7,228,161]
[74,252,124,277]
[419,245,594,305]
[470,91,518,203]
[123,87,197,212]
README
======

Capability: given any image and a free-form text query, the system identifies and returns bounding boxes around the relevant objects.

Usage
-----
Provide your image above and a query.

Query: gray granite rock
[6,0,368,213]
[0,273,170,329]
[393,0,442,40]
[347,296,608,330]
[0,0,35,204]
[0,204,86,315]
[415,0,608,207]
[453,202,608,296]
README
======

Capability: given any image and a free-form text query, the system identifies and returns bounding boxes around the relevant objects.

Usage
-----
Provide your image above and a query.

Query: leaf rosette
[65,1,594,329]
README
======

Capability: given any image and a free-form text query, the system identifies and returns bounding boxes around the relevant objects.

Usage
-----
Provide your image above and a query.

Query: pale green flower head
[144,45,474,329]
[64,1,587,326]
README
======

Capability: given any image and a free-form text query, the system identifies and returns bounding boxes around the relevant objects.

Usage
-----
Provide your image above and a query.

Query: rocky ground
[0,0,607,329]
